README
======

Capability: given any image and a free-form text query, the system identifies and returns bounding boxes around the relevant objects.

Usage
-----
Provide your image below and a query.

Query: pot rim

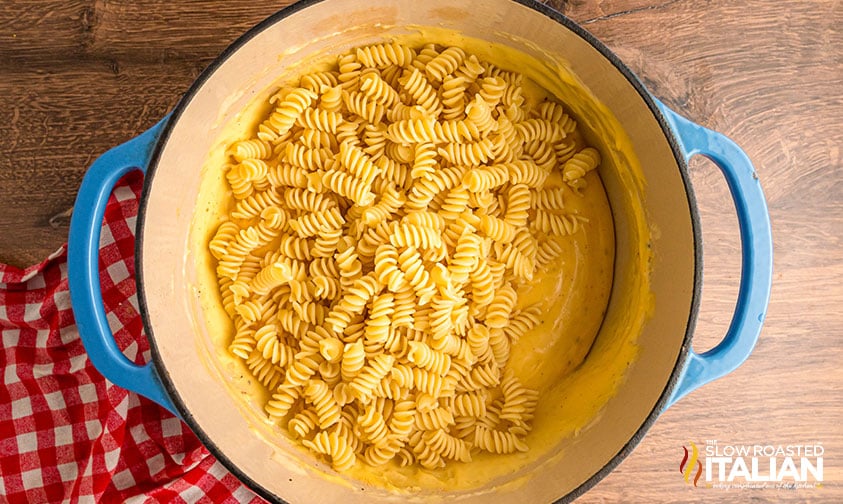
[134,0,703,502]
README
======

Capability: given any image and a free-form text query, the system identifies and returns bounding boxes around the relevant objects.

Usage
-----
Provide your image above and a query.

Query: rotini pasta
[359,72,401,107]
[399,67,442,117]
[356,41,416,69]
[211,39,606,474]
[247,349,284,390]
[229,138,273,161]
[425,46,466,82]
[263,87,318,139]
[305,379,342,429]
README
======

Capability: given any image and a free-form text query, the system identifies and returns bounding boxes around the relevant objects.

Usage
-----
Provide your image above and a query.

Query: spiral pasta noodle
[263,88,318,139]
[356,41,416,69]
[399,67,442,117]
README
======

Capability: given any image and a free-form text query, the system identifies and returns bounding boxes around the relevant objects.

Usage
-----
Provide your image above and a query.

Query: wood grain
[0,1,91,63]
[0,60,197,265]
[86,1,287,61]
[1,0,841,502]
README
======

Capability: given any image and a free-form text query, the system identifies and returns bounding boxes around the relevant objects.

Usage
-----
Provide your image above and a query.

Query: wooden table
[1,1,840,502]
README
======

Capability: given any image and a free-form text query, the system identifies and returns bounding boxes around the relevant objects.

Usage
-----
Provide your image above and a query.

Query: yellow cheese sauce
[188,27,652,496]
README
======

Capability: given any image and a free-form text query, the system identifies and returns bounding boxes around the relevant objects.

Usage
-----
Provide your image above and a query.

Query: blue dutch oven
[67,0,772,502]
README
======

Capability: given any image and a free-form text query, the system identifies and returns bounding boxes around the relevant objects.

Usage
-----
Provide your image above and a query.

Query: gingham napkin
[0,172,265,503]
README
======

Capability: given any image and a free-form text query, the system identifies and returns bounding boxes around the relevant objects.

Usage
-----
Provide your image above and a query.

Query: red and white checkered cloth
[0,172,266,503]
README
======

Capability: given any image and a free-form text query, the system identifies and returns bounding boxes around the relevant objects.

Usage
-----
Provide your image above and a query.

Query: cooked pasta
[211,39,604,473]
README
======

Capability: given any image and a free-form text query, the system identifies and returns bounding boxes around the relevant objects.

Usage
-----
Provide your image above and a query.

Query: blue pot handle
[68,115,180,418]
[654,100,773,408]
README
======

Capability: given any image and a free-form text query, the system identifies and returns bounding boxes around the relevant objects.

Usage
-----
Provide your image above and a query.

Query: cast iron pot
[67,0,773,502]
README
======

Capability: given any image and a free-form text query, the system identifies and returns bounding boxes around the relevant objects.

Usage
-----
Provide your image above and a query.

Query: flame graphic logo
[680,441,703,487]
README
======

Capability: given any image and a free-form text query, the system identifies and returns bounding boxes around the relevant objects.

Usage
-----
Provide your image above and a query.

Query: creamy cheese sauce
[188,27,651,495]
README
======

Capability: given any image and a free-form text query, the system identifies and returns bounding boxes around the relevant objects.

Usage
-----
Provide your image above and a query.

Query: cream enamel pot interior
[67,0,773,502]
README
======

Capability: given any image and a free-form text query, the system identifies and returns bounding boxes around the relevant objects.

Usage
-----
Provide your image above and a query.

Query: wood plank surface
[1,0,840,502]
